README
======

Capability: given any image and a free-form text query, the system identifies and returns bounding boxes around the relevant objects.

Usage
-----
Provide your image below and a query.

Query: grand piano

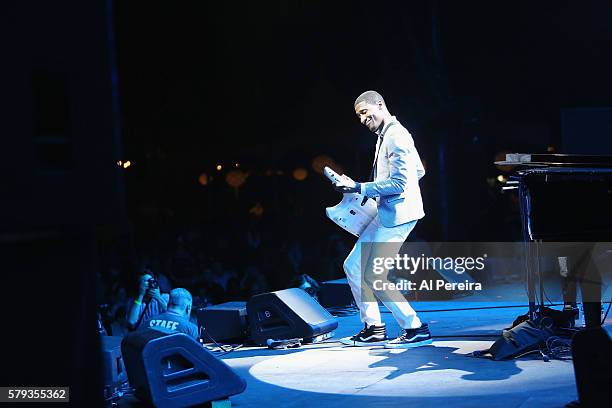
[495,153,612,327]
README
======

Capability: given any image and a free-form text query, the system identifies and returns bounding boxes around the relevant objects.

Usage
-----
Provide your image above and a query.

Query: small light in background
[198,173,209,186]
[216,164,223,171]
[123,160,131,169]
[226,169,247,188]
[117,160,122,167]
[497,175,507,183]
[249,201,264,216]
[293,168,308,181]
[235,163,240,168]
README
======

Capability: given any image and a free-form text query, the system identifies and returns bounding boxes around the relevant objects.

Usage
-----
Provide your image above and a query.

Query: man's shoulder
[384,123,413,148]
[163,312,197,329]
[184,319,199,331]
[385,120,410,138]
[181,319,199,338]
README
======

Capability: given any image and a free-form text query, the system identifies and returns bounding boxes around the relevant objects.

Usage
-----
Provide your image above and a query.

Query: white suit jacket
[361,117,425,227]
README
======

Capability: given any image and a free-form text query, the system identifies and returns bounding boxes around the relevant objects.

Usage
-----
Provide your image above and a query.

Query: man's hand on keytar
[334,183,360,194]
[333,175,361,194]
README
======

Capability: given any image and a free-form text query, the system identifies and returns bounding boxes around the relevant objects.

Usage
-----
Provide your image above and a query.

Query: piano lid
[495,153,612,168]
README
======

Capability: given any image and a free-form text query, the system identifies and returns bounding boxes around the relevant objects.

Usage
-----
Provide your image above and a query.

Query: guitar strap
[370,122,396,181]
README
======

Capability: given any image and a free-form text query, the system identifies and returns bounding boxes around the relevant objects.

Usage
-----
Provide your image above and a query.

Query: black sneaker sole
[339,337,388,347]
[384,337,433,349]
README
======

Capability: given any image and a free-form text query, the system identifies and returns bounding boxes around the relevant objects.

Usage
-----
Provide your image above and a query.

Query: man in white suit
[335,90,432,348]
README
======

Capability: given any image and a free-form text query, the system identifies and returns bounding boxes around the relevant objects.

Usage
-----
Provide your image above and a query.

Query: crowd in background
[95,180,353,337]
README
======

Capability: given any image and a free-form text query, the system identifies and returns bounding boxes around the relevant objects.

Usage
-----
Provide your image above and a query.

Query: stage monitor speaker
[571,327,612,407]
[196,301,248,343]
[247,288,338,346]
[100,336,128,389]
[121,328,246,407]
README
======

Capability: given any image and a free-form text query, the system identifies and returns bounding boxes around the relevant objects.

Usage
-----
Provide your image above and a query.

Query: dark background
[115,0,612,243]
[2,0,612,403]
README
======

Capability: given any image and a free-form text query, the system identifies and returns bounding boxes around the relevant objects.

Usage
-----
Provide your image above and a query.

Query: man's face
[355,101,384,133]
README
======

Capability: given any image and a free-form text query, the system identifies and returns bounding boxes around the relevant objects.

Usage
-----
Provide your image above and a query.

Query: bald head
[354,90,386,108]
[167,288,193,317]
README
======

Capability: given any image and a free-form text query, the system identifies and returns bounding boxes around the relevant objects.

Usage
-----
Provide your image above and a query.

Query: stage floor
[117,286,611,408]
[219,299,611,408]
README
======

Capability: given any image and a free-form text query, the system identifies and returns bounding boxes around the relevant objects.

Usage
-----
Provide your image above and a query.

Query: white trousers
[343,216,421,329]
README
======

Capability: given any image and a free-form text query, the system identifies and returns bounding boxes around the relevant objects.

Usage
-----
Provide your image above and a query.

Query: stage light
[293,168,308,181]
[235,163,240,168]
[249,202,264,216]
[117,160,122,167]
[226,170,247,188]
[198,173,209,186]
[216,164,223,171]
[497,175,507,183]
[123,161,131,169]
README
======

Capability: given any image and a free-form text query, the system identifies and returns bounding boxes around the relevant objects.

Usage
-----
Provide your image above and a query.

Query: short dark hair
[354,90,385,107]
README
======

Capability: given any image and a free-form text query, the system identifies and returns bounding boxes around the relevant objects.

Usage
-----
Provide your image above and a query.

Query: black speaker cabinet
[571,327,612,407]
[247,288,338,346]
[317,278,354,308]
[121,328,246,407]
[196,301,248,343]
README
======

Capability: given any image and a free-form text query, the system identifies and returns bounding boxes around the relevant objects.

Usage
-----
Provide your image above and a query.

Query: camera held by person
[126,273,169,330]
